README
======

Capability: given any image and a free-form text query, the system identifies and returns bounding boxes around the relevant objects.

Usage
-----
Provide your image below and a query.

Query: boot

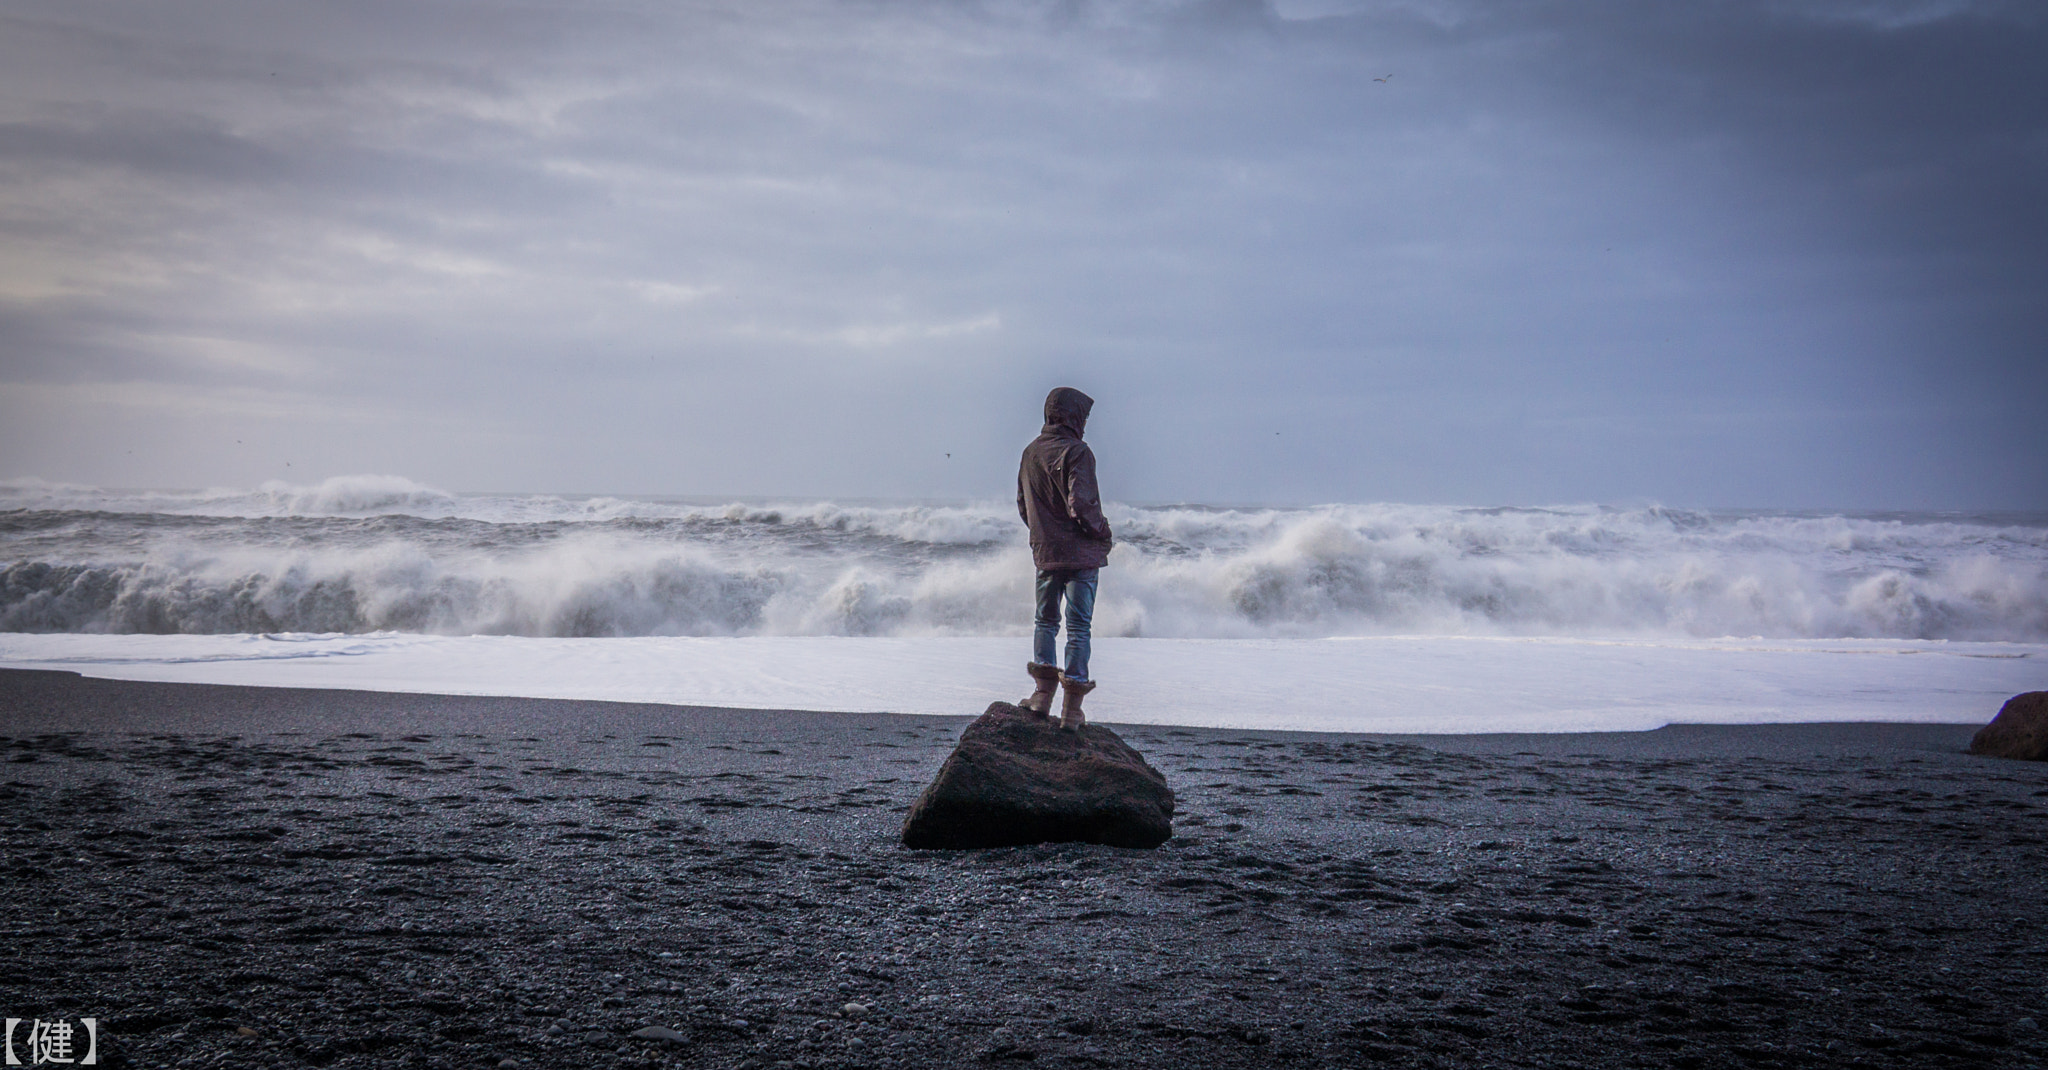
[1020,662,1060,717]
[1058,674,1095,732]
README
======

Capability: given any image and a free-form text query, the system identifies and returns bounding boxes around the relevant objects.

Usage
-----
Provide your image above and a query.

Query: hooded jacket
[1017,387,1113,571]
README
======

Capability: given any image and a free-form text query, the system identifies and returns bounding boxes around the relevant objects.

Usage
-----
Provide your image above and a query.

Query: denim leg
[1032,570,1064,667]
[1061,569,1099,682]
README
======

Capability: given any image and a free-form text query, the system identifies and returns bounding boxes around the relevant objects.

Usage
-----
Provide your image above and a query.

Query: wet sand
[2,668,2045,1069]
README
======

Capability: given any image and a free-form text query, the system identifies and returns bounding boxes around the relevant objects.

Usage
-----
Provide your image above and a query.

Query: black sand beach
[3,668,2045,1069]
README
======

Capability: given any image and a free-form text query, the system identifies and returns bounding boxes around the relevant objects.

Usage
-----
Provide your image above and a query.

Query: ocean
[2,474,2043,731]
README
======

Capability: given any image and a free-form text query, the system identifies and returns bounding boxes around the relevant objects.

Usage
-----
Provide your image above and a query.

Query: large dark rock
[1970,692,2048,760]
[902,702,1174,850]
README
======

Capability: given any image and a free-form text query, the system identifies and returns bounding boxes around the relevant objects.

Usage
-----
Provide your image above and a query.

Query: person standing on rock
[1017,386,1113,731]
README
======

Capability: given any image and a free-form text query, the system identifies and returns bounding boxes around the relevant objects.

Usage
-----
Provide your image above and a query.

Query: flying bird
[1374,74,1392,83]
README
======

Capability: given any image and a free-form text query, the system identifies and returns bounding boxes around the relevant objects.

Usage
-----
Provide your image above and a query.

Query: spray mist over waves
[1,476,2044,642]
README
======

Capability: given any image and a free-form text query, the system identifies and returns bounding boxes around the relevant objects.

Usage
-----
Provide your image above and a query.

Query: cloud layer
[2,0,2043,507]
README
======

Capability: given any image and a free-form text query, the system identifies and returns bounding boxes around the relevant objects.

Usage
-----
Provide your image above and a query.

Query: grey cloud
[0,113,297,185]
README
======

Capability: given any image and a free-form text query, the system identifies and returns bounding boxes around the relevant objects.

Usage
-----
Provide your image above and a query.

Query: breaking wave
[2,478,2044,641]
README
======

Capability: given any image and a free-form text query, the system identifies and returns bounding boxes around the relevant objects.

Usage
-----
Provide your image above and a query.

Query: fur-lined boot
[1020,662,1061,716]
[1058,674,1095,732]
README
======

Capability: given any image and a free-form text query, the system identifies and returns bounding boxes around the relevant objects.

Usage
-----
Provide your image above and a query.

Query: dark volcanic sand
[3,668,2046,1069]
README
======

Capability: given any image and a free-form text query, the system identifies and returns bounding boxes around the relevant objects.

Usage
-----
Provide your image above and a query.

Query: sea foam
[0,632,2038,733]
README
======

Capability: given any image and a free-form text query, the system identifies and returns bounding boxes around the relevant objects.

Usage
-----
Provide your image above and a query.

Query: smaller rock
[1970,692,2048,760]
[2015,1017,2040,1033]
[235,1026,259,1038]
[631,1026,690,1043]
[841,1003,869,1019]
[497,1061,521,1069]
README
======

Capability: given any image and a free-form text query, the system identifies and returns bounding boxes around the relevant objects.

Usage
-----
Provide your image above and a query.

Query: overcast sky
[1,0,2042,509]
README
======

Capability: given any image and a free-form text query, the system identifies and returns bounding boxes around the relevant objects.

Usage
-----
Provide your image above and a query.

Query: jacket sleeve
[1065,445,1112,543]
[1017,467,1029,526]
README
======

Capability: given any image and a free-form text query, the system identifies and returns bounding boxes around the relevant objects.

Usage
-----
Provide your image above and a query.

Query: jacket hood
[1043,387,1094,437]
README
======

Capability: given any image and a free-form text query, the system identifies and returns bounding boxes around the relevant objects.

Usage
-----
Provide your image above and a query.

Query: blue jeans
[1032,568,1098,683]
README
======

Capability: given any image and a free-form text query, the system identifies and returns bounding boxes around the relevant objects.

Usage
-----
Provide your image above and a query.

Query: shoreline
[4,669,2044,1069]
[0,662,2015,745]
[5,631,2036,734]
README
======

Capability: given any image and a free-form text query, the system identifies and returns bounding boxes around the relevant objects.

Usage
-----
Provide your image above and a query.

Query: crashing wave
[1,482,2044,641]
